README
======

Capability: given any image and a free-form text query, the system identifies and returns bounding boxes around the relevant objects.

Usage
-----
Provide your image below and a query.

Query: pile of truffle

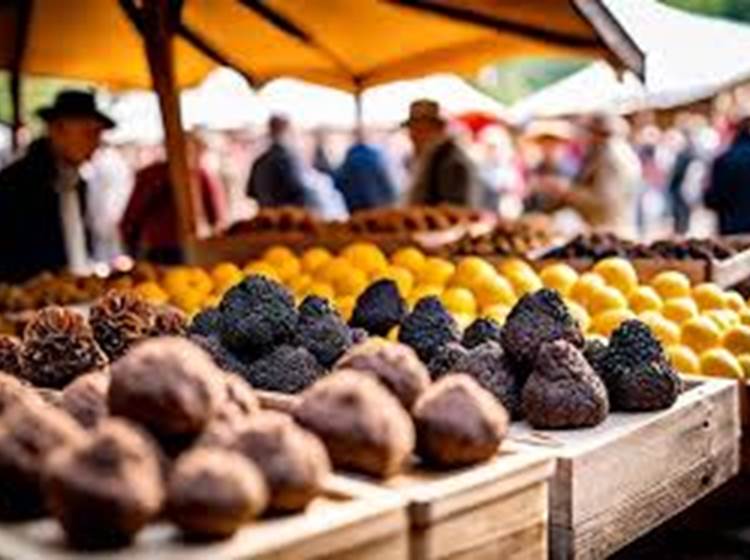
[228,207,321,236]
[435,216,553,258]
[344,205,492,235]
[0,337,335,549]
[543,233,738,262]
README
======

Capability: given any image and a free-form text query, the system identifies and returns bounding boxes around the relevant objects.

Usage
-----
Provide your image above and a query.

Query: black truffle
[501,289,584,368]
[522,340,609,429]
[462,318,503,349]
[413,374,509,468]
[0,335,23,378]
[233,411,331,513]
[190,335,251,377]
[244,345,324,394]
[44,419,164,549]
[350,280,407,336]
[335,339,431,409]
[61,370,110,429]
[296,296,353,368]
[294,370,414,478]
[188,307,222,337]
[427,342,469,380]
[167,448,268,539]
[398,296,460,363]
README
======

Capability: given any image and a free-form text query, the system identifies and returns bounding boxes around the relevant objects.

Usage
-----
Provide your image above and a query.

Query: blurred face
[408,119,444,154]
[48,117,105,165]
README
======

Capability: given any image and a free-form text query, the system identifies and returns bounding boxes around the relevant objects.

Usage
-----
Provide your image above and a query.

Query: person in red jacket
[121,134,227,263]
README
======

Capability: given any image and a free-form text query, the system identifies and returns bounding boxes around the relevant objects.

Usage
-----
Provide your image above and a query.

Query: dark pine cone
[151,306,188,337]
[89,291,157,361]
[0,335,24,378]
[21,307,108,389]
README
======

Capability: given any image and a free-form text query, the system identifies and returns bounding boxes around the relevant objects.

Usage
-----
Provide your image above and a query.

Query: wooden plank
[510,377,740,560]
[712,247,750,288]
[0,475,408,560]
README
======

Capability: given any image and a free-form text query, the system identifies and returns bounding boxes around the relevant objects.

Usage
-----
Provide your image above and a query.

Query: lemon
[473,274,516,308]
[185,268,214,296]
[725,291,746,313]
[593,257,639,296]
[666,344,700,374]
[651,271,691,300]
[387,325,400,342]
[211,262,242,287]
[700,348,744,379]
[662,297,699,325]
[639,311,680,346]
[629,286,663,314]
[498,258,537,279]
[738,354,750,378]
[441,287,477,315]
[289,274,313,296]
[335,295,356,321]
[505,269,543,297]
[391,247,426,275]
[482,304,511,324]
[565,300,591,333]
[740,309,750,327]
[133,281,169,305]
[263,245,296,266]
[704,309,740,331]
[306,282,335,300]
[569,272,606,308]
[376,266,414,297]
[316,257,352,284]
[409,285,444,309]
[271,256,301,282]
[539,263,579,297]
[341,242,388,277]
[723,325,750,355]
[243,261,280,282]
[419,257,455,286]
[681,316,722,354]
[452,257,497,290]
[591,309,635,337]
[333,268,369,297]
[301,247,333,273]
[588,285,628,316]
[692,283,726,311]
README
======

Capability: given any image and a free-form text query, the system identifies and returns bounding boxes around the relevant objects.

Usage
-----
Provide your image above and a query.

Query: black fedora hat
[37,90,115,129]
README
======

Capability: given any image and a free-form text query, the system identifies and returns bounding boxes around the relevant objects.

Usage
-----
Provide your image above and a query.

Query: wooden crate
[510,376,740,560]
[0,476,408,560]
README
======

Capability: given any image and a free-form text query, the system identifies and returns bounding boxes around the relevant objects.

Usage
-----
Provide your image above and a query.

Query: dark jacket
[335,143,396,212]
[408,137,481,207]
[246,143,307,208]
[705,130,750,235]
[0,139,88,283]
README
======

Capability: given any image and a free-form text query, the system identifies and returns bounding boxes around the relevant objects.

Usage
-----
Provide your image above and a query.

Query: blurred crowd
[1,86,750,282]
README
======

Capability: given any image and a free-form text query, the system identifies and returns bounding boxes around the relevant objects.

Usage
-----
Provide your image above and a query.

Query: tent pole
[10,0,33,152]
[10,71,21,151]
[354,90,364,137]
[141,0,197,260]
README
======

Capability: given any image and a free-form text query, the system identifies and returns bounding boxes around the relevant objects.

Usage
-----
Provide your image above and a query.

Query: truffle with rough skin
[583,338,610,386]
[294,370,414,478]
[427,342,469,379]
[44,419,164,549]
[218,276,298,355]
[413,374,509,468]
[335,339,430,409]
[108,338,223,446]
[453,342,522,418]
[601,320,681,411]
[233,411,331,512]
[0,399,87,519]
[522,340,609,429]
[21,307,108,388]
[0,371,32,416]
[188,308,222,337]
[350,280,407,337]
[296,296,353,368]
[167,448,268,539]
[61,370,110,429]
[151,306,188,337]
[350,328,369,345]
[0,335,23,378]
[501,289,584,368]
[197,375,260,448]
[190,335,250,378]
[244,345,324,394]
[89,290,157,361]
[462,318,503,349]
[398,296,460,363]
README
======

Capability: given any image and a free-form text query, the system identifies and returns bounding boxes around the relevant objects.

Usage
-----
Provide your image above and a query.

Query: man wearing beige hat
[405,99,482,208]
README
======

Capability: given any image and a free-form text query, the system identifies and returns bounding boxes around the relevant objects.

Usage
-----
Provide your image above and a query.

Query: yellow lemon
[271,256,301,282]
[335,295,356,321]
[316,257,352,284]
[588,284,628,316]
[591,308,635,337]
[170,289,204,315]
[452,257,496,290]
[704,309,740,332]
[419,257,455,287]
[263,245,296,266]
[738,354,750,378]
[387,325,400,342]
[593,257,639,296]
[723,325,750,355]
[629,286,663,314]
[482,304,511,324]
[186,268,214,296]
[666,345,700,374]
[692,283,727,311]
[565,300,591,333]
[441,287,478,315]
[725,291,746,313]
[341,242,388,277]
[700,348,744,379]
[662,297,699,325]
[498,258,537,278]
[162,267,191,296]
[505,269,543,298]
[306,282,335,300]
[376,266,414,297]
[243,261,280,282]
[740,309,750,326]
[301,247,333,273]
[333,268,369,297]
[473,274,516,308]
[539,263,579,297]
[639,311,681,346]
[133,281,169,305]
[391,247,426,275]
[289,274,313,296]
[569,272,606,308]
[681,316,722,354]
[211,262,242,286]
[651,271,691,300]
[453,313,476,332]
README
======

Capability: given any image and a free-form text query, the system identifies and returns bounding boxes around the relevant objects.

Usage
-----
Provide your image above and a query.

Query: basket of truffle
[0,302,409,558]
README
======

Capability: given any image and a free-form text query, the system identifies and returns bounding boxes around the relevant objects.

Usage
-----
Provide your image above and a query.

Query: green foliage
[660,0,750,22]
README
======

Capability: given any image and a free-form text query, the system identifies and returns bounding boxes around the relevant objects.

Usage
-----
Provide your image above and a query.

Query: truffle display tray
[0,476,408,560]
[510,376,740,560]
[338,443,554,560]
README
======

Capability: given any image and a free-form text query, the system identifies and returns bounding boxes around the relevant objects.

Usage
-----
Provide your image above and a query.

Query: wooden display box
[0,476,408,560]
[510,376,740,560]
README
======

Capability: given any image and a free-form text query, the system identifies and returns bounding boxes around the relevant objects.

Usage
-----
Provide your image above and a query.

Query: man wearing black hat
[0,90,114,282]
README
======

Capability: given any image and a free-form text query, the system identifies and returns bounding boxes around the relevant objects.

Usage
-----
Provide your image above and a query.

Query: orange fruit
[588,285,628,316]
[243,261,280,283]
[539,263,579,297]
[629,286,663,314]
[452,257,497,290]
[569,272,606,308]
[651,271,691,300]
[723,325,750,355]
[473,274,516,308]
[333,268,368,297]
[593,257,639,296]
[725,291,746,313]
[263,245,296,266]
[681,316,722,354]
[692,283,726,311]
[662,297,699,325]
[700,348,744,379]
[441,287,477,315]
[591,308,636,337]
[419,257,455,287]
[666,345,700,375]
[301,247,333,273]
[391,247,426,275]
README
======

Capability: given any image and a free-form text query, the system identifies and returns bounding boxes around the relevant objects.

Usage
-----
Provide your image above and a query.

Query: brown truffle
[21,307,108,388]
[0,371,32,416]
[151,306,188,337]
[108,338,223,447]
[167,448,268,539]
[0,334,23,378]
[335,339,431,409]
[44,419,164,549]
[0,399,86,519]
[413,375,509,468]
[233,411,330,513]
[61,370,110,429]
[197,375,260,449]
[294,370,415,478]
[89,290,157,361]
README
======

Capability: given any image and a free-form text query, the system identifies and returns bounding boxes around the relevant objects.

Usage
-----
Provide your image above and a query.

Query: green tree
[661,0,750,22]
